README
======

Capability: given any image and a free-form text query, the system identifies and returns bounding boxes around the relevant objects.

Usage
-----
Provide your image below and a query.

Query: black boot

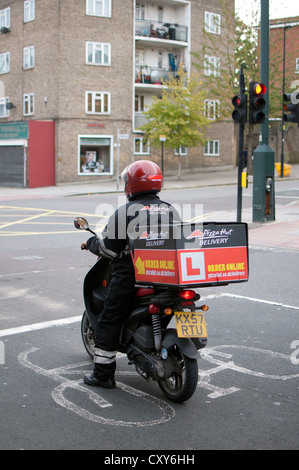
[84,363,116,388]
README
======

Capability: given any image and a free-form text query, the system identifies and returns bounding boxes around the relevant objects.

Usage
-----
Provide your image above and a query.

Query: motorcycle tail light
[148,303,160,314]
[179,290,196,300]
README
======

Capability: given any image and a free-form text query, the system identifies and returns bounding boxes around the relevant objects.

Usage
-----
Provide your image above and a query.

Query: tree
[140,67,210,153]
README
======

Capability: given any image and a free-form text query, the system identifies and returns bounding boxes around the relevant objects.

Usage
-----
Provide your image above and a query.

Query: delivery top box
[131,222,249,288]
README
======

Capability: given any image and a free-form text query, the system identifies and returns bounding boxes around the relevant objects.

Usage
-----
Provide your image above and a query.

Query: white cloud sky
[235,0,299,24]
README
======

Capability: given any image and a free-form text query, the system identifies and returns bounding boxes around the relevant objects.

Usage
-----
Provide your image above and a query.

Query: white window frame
[135,94,144,113]
[23,93,34,116]
[0,97,9,118]
[0,7,10,28]
[204,55,220,77]
[135,3,145,20]
[78,134,113,176]
[23,46,35,69]
[86,42,111,66]
[85,91,111,115]
[86,0,111,18]
[175,146,188,156]
[295,58,299,74]
[204,99,220,120]
[134,137,150,155]
[205,11,221,35]
[0,52,10,74]
[204,140,220,156]
[24,0,35,23]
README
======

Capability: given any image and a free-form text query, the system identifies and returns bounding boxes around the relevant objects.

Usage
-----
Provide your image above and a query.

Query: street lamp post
[281,25,293,178]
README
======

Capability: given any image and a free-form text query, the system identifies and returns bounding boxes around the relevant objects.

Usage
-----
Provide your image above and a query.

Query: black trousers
[94,256,136,378]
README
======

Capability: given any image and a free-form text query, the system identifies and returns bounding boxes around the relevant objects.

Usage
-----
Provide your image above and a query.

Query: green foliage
[140,67,210,149]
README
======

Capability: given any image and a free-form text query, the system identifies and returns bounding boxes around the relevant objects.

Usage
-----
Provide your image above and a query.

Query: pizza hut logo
[186,229,204,239]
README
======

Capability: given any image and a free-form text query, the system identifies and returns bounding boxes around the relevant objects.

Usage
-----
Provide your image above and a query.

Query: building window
[0,7,10,28]
[24,0,35,23]
[134,138,150,155]
[204,55,220,77]
[205,12,221,35]
[204,140,220,156]
[23,93,34,115]
[136,3,145,20]
[86,42,111,66]
[23,46,35,69]
[85,91,111,114]
[86,0,111,17]
[296,58,299,74]
[175,146,188,156]
[135,94,144,113]
[0,97,9,118]
[78,135,113,175]
[0,52,10,74]
[204,99,220,120]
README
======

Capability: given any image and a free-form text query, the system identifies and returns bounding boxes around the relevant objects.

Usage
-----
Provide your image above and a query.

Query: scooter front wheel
[158,345,198,403]
[81,310,95,360]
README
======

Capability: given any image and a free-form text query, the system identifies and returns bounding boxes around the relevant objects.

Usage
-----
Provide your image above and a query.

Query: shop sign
[0,122,29,139]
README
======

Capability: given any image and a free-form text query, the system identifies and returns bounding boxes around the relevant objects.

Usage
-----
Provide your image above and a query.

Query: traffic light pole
[252,0,276,222]
[237,68,245,223]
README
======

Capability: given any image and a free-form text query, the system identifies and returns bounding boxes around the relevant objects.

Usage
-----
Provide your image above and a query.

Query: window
[204,140,220,156]
[205,12,221,35]
[0,97,9,118]
[204,99,220,120]
[86,0,111,17]
[86,42,111,66]
[24,0,35,23]
[0,52,10,74]
[296,58,299,74]
[23,46,35,69]
[175,146,188,156]
[134,138,150,155]
[204,55,220,77]
[135,94,144,113]
[86,91,110,114]
[0,7,10,28]
[23,93,34,115]
[136,3,145,20]
[78,135,113,175]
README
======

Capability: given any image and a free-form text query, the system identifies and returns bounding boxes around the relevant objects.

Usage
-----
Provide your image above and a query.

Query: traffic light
[232,93,247,123]
[283,93,299,126]
[249,82,266,124]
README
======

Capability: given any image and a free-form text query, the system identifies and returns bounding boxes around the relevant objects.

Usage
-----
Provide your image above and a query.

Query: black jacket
[86,193,180,280]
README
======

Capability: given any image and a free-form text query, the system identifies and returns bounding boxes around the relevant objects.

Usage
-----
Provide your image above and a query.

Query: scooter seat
[135,287,155,298]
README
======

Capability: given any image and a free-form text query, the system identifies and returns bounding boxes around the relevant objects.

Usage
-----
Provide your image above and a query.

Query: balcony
[135,19,188,44]
[134,113,148,131]
[135,66,178,85]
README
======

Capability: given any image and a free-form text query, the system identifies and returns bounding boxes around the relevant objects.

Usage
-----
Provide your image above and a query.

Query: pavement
[1,163,299,251]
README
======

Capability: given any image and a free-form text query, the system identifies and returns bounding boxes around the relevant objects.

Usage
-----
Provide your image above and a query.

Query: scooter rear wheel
[158,345,198,403]
[81,310,95,360]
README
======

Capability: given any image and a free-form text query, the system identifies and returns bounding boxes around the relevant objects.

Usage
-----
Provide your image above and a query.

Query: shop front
[0,121,55,188]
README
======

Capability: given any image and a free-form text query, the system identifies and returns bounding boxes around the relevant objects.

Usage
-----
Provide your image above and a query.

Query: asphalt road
[0,183,298,451]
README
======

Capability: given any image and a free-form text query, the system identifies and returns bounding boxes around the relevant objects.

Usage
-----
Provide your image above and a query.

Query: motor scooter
[74,216,208,403]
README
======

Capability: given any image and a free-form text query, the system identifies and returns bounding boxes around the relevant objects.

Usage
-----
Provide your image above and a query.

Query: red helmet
[121,160,163,200]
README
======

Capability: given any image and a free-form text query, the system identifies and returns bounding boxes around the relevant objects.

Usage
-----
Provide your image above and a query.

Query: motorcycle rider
[82,160,181,388]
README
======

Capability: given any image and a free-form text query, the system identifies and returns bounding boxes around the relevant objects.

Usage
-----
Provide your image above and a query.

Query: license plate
[174,311,208,338]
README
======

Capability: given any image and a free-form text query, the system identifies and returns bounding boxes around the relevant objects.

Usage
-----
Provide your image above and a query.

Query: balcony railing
[135,67,177,84]
[135,19,188,43]
[134,113,148,130]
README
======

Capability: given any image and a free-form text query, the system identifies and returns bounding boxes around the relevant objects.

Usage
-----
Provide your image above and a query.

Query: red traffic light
[249,82,266,124]
[232,93,247,123]
[252,82,266,96]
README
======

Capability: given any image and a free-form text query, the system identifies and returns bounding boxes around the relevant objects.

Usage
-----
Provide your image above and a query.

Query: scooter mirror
[74,217,89,231]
